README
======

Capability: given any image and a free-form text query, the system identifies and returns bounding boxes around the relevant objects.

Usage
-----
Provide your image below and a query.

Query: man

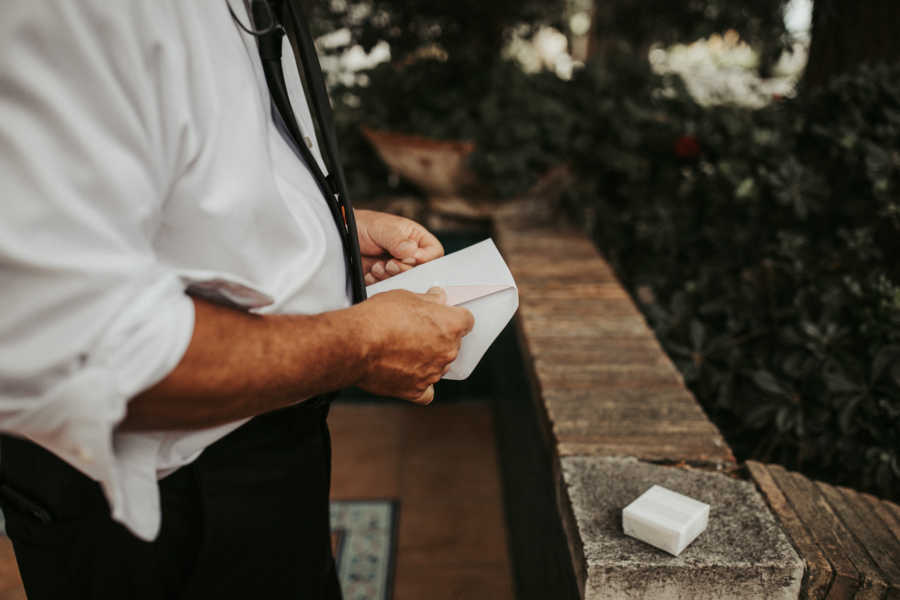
[0,1,473,598]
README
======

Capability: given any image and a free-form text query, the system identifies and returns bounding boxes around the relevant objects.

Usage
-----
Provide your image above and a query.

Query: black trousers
[0,402,342,599]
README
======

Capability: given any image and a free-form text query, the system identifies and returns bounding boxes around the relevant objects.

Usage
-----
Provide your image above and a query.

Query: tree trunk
[803,0,900,90]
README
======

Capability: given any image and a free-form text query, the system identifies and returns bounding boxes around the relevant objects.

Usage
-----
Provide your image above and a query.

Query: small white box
[622,485,709,556]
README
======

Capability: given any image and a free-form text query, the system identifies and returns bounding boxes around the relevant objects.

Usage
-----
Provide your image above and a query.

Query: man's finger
[385,260,402,275]
[454,307,475,335]
[413,385,435,405]
[420,287,447,305]
[412,232,443,263]
[392,239,419,259]
[372,225,420,261]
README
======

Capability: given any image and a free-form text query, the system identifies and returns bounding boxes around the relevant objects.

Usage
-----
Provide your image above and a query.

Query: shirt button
[304,135,314,149]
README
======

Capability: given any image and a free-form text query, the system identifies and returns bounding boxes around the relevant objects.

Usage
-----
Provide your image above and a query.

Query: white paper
[365,239,518,380]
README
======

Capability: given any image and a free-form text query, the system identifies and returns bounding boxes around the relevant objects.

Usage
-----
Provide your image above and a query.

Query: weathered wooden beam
[766,464,860,599]
[813,482,891,599]
[746,461,834,600]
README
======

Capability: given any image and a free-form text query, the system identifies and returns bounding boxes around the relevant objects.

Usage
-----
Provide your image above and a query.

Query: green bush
[333,52,900,499]
[330,59,574,200]
[560,57,900,499]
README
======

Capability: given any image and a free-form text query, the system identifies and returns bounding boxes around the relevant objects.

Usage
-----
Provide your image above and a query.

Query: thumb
[420,286,447,305]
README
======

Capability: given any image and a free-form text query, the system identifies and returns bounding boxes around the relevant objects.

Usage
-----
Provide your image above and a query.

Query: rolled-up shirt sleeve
[0,2,197,539]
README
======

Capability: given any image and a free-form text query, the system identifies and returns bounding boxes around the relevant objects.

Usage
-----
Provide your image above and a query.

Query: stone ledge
[492,218,808,599]
[563,457,803,600]
[494,220,735,468]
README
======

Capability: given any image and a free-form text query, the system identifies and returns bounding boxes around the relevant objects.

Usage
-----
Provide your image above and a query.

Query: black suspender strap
[248,0,367,304]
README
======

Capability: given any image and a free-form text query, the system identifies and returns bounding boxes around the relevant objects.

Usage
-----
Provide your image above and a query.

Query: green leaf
[823,371,862,394]
[793,412,806,437]
[690,320,706,351]
[782,353,806,378]
[775,406,793,432]
[872,346,900,383]
[735,178,755,199]
[745,402,778,428]
[752,370,788,397]
[800,321,821,340]
[838,395,865,434]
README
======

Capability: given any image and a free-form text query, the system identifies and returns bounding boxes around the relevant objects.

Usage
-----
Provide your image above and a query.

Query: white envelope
[365,239,518,380]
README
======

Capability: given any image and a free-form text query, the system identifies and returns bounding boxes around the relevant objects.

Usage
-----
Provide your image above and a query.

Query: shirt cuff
[3,271,195,541]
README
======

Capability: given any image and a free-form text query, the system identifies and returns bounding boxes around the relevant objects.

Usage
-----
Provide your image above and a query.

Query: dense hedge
[333,56,900,499]
[559,57,900,499]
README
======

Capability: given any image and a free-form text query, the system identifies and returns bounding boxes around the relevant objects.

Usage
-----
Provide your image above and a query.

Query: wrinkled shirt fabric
[0,0,350,540]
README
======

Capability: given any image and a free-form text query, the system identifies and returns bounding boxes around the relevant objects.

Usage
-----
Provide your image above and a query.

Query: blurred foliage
[560,55,900,500]
[589,0,791,74]
[322,3,900,499]
[594,0,787,46]
[338,55,900,499]
[320,0,791,197]
[330,59,575,199]
[309,0,563,75]
[314,0,563,201]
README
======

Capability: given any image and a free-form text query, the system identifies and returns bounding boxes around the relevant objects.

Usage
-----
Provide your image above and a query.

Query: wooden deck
[748,461,900,600]
[330,402,514,600]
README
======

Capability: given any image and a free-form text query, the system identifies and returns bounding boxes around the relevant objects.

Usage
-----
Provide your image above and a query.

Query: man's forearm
[120,297,369,432]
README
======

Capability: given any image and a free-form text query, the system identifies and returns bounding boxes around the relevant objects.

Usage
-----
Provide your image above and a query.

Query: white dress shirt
[0,1,351,540]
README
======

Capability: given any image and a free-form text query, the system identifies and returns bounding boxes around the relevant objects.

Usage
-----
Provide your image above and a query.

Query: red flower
[674,135,701,158]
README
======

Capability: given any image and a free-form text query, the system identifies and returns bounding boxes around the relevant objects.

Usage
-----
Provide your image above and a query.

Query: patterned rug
[330,500,398,600]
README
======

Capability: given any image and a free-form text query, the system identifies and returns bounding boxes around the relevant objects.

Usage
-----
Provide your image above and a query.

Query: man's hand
[354,287,474,405]
[355,209,443,285]
[123,286,473,431]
